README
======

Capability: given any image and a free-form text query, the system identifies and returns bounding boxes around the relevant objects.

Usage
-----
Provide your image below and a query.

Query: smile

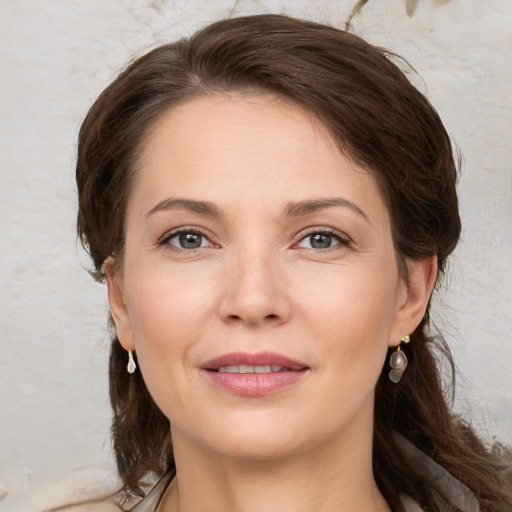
[202,351,309,396]
[218,364,287,373]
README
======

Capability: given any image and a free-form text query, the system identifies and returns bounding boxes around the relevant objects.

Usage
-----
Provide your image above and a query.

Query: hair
[76,14,512,512]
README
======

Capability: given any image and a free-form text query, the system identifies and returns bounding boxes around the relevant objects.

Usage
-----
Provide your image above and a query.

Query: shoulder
[51,499,122,511]
[395,432,480,512]
[401,494,424,512]
[80,505,121,511]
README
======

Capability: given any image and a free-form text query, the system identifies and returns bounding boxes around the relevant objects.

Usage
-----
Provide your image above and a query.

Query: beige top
[127,434,479,512]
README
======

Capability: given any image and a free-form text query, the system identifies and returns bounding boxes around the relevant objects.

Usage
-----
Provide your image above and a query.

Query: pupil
[311,233,331,249]
[179,232,202,249]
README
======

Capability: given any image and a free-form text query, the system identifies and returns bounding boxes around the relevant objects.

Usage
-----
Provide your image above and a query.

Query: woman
[73,14,511,512]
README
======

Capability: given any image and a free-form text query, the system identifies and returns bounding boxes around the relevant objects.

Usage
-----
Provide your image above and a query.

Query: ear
[104,256,135,351]
[389,255,438,347]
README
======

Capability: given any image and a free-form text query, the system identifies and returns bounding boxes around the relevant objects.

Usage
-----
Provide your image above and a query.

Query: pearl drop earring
[127,350,137,374]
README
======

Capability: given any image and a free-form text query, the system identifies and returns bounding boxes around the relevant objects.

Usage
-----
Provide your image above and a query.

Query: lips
[202,351,308,372]
[217,364,286,374]
[201,351,309,396]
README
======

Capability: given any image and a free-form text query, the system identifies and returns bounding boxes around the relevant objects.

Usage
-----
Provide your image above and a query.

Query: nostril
[265,314,279,320]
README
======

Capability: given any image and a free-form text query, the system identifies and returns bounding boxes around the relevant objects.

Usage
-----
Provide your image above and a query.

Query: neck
[160,422,390,512]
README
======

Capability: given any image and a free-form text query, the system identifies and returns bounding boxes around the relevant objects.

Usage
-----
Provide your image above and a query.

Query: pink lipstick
[201,351,309,396]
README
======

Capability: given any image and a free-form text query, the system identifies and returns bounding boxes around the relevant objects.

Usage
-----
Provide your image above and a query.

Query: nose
[219,250,291,327]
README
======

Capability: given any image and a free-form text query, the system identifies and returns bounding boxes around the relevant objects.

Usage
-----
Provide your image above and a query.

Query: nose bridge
[221,238,289,325]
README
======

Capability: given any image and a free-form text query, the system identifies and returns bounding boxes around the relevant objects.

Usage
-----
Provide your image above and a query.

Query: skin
[106,94,437,511]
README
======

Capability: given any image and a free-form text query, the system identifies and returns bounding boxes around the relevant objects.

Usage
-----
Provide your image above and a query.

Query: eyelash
[294,227,351,251]
[158,227,350,252]
[158,227,215,251]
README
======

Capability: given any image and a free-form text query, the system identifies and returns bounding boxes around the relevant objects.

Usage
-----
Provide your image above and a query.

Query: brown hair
[76,14,512,511]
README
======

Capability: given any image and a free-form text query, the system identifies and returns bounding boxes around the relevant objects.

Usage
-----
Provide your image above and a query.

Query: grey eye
[309,233,333,249]
[296,230,348,250]
[177,232,204,249]
[162,229,214,250]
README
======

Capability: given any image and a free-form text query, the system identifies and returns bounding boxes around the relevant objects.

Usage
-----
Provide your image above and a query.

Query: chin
[189,411,337,463]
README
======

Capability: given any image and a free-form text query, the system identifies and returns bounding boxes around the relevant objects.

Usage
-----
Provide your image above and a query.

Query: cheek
[123,276,207,418]
[293,265,397,367]
[126,264,214,338]
[122,277,207,388]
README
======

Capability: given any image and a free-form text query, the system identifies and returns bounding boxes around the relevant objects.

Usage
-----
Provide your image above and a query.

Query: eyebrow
[146,196,369,223]
[283,198,370,224]
[146,198,224,219]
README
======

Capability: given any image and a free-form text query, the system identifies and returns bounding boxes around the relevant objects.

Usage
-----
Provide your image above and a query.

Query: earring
[388,335,410,384]
[127,350,137,374]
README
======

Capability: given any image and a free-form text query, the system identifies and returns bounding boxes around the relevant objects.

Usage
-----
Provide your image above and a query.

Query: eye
[296,230,349,250]
[161,230,212,250]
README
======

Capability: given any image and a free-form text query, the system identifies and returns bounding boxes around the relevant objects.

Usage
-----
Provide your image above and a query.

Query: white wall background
[0,1,510,510]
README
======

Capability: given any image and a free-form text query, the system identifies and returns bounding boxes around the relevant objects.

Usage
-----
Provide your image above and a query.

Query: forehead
[128,93,387,223]
[138,92,337,165]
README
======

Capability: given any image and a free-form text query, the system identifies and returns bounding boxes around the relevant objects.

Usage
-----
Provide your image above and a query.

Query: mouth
[202,351,309,372]
[201,351,309,396]
[217,364,293,374]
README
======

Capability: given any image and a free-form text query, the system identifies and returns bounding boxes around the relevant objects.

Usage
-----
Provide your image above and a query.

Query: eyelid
[293,227,351,249]
[158,226,218,249]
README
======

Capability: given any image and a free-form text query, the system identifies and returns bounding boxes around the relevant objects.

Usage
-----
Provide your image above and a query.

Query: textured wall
[1,1,510,510]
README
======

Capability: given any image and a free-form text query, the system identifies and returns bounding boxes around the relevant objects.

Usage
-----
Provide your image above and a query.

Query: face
[107,94,433,461]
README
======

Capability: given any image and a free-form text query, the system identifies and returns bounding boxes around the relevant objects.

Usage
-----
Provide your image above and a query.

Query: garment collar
[131,435,480,512]
[396,432,480,511]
